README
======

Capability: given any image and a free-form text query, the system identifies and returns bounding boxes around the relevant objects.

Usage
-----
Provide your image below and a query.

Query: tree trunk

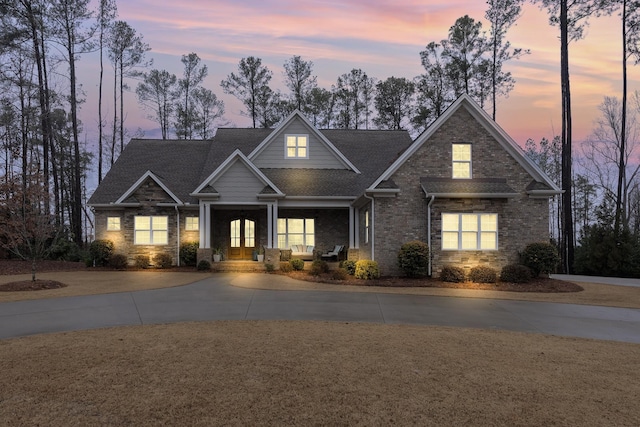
[616,0,628,236]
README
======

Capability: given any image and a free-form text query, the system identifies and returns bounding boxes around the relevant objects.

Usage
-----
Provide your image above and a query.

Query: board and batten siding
[210,161,265,202]
[252,117,347,169]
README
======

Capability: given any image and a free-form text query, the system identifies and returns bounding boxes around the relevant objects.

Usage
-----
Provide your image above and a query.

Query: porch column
[273,201,279,248]
[204,202,212,248]
[267,202,273,248]
[199,203,206,248]
[349,206,355,248]
[353,207,360,249]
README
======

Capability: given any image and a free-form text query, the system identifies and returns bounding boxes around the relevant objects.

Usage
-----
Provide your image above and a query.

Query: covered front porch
[196,202,361,265]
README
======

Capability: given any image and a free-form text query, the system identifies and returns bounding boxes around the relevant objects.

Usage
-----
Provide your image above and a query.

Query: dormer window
[452,143,472,179]
[285,134,308,159]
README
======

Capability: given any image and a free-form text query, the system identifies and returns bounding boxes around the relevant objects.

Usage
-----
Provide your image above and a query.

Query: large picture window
[277,218,314,248]
[285,134,308,159]
[134,216,168,245]
[442,213,497,250]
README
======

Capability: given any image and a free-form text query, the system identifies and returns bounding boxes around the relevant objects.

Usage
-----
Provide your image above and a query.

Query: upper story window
[452,143,472,179]
[107,216,121,231]
[285,134,308,159]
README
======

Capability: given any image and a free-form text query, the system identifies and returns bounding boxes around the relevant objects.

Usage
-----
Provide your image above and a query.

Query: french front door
[228,218,256,260]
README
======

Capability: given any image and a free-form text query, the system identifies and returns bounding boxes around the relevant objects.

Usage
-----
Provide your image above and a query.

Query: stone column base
[347,248,360,261]
[197,248,213,265]
[264,248,281,269]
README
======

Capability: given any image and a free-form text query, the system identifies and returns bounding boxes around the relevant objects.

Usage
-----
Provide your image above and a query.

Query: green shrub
[108,253,128,270]
[180,241,199,266]
[520,242,560,277]
[134,254,150,269]
[290,258,305,271]
[354,260,380,280]
[309,259,329,276]
[280,262,293,273]
[340,259,356,275]
[332,269,348,280]
[469,265,498,283]
[49,238,83,261]
[500,264,533,283]
[197,260,211,271]
[439,265,466,283]
[397,240,430,277]
[153,252,173,269]
[89,239,114,266]
[265,263,275,273]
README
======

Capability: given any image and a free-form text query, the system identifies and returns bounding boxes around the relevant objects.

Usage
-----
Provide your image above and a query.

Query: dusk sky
[77,0,638,154]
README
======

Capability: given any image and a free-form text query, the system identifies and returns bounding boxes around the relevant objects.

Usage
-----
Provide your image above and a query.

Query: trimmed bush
[290,258,305,271]
[469,265,498,283]
[355,260,380,280]
[520,242,560,277]
[134,254,150,269]
[265,263,275,273]
[197,260,211,271]
[439,265,466,283]
[180,241,199,266]
[280,262,293,273]
[153,253,173,269]
[397,240,430,277]
[309,259,329,276]
[89,239,114,266]
[49,238,83,262]
[332,269,348,280]
[340,259,356,275]
[108,253,128,270]
[500,264,533,283]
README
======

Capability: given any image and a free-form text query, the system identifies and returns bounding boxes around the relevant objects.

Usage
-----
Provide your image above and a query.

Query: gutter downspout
[427,195,435,276]
[364,193,375,260]
[175,205,180,267]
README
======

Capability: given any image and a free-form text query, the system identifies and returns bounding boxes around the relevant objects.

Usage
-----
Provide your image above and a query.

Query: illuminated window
[134,216,168,245]
[107,217,120,231]
[452,143,472,179]
[364,210,370,244]
[185,217,199,231]
[277,218,315,248]
[442,213,497,250]
[285,134,308,159]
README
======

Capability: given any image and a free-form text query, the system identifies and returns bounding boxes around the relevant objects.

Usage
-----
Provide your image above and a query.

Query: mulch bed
[0,280,67,292]
[284,271,584,293]
[0,260,86,275]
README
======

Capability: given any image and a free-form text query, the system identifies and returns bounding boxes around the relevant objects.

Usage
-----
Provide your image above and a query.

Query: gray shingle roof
[420,177,518,197]
[89,128,413,204]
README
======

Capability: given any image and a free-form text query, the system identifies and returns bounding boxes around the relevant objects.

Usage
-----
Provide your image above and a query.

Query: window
[185,217,199,231]
[285,134,308,158]
[107,217,120,231]
[364,210,370,244]
[442,213,497,250]
[452,143,472,179]
[134,216,168,245]
[277,218,315,248]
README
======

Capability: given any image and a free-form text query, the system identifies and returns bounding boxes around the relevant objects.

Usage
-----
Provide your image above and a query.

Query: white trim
[192,149,284,196]
[199,203,206,248]
[369,95,561,194]
[248,110,361,174]
[115,170,183,205]
[267,202,273,248]
[204,202,212,248]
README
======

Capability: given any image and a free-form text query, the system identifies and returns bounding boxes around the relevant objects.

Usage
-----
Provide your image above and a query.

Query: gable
[210,160,269,202]
[114,170,182,205]
[250,112,359,172]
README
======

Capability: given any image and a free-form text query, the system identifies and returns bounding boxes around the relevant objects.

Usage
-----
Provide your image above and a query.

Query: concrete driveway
[2,273,640,343]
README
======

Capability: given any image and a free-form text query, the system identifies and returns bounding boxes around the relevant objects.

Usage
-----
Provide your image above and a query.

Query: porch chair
[321,245,345,261]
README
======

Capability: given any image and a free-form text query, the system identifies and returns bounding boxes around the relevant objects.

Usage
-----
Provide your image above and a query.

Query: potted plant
[257,246,264,262]
[212,246,222,262]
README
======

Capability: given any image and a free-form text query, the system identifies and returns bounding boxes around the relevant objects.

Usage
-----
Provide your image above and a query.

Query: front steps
[211,260,266,272]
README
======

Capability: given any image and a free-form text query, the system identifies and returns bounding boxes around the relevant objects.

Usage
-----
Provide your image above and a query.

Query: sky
[76,0,639,155]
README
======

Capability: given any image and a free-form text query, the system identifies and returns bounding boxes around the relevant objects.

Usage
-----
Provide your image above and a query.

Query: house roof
[88,128,413,206]
[420,177,519,198]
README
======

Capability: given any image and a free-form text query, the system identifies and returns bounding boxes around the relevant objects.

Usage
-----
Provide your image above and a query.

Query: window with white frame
[452,143,472,179]
[107,216,121,231]
[134,216,168,245]
[185,216,199,231]
[277,218,315,248]
[285,134,308,159]
[364,210,370,244]
[441,213,497,250]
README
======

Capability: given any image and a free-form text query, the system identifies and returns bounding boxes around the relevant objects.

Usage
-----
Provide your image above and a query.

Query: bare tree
[176,52,207,139]
[96,0,116,184]
[191,86,225,139]
[283,55,317,111]
[373,77,415,130]
[136,69,177,140]
[220,56,272,128]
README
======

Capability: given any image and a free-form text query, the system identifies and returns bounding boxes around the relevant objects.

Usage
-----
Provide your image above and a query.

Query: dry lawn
[1,321,639,426]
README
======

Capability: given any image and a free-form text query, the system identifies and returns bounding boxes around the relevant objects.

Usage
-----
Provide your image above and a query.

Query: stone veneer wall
[93,178,200,266]
[374,106,550,277]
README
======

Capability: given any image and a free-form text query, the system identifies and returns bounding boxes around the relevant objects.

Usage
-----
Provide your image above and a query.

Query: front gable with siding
[89,95,558,275]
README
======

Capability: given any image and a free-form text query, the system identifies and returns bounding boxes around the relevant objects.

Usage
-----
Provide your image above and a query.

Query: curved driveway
[2,273,640,343]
